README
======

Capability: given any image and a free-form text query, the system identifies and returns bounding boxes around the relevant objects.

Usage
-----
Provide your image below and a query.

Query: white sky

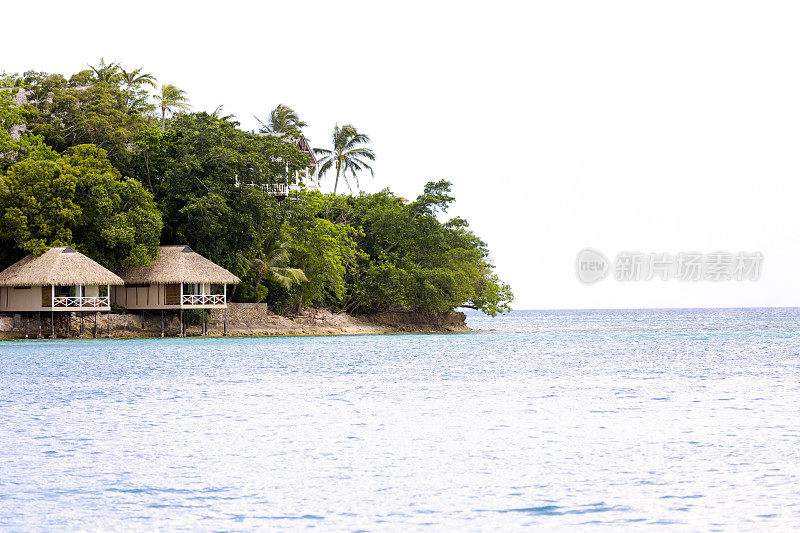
[3,1,799,309]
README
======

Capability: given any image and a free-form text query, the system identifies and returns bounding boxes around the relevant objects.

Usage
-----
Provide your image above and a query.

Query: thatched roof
[0,247,124,287]
[115,245,241,285]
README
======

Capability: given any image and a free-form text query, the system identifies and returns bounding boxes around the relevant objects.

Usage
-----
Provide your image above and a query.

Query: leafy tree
[284,216,363,310]
[325,181,513,315]
[18,71,146,169]
[154,84,190,130]
[256,104,307,136]
[0,143,161,268]
[64,144,162,267]
[0,143,77,257]
[315,124,375,194]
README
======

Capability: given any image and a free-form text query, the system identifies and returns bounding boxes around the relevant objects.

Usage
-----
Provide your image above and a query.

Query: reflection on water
[1,308,799,530]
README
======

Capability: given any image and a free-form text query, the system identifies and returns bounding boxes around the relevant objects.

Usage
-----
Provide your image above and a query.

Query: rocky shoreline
[0,305,470,339]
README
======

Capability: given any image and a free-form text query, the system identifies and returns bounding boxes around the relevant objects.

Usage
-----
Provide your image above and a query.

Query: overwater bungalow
[112,245,240,335]
[0,246,123,336]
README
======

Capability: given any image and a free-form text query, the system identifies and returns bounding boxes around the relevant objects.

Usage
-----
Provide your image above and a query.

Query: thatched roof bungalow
[0,247,123,312]
[112,245,240,310]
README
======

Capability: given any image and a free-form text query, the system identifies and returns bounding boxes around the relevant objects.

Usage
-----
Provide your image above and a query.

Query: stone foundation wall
[0,311,183,338]
[209,303,273,324]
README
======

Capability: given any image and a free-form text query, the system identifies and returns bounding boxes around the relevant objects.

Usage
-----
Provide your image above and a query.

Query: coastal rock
[359,309,470,332]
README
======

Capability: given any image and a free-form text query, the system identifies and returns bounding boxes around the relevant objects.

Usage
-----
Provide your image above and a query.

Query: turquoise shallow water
[1,308,800,531]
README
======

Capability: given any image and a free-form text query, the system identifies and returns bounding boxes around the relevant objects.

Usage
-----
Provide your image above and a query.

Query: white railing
[267,182,291,198]
[52,296,110,308]
[182,294,226,306]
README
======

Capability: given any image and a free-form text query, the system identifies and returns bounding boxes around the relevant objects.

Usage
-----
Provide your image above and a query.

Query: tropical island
[0,60,512,338]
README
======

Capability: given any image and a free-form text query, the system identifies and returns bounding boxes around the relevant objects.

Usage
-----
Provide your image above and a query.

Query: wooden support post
[161,310,165,338]
[141,310,146,331]
[24,312,28,339]
[107,312,111,338]
[180,309,184,337]
[223,284,227,336]
[203,310,207,336]
[80,313,84,338]
[38,312,42,338]
[93,312,97,338]
[51,311,55,338]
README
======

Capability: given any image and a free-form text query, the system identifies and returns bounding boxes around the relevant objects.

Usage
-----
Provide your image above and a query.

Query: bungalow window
[184,283,202,295]
[55,285,82,297]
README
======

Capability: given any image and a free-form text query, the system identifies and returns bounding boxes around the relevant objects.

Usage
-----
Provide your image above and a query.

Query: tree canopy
[0,143,162,268]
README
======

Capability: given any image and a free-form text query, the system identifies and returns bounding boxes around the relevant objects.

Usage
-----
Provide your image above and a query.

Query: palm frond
[268,267,307,289]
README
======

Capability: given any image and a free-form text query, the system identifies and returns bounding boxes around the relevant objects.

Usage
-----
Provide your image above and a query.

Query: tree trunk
[333,164,341,195]
[161,105,166,131]
[254,271,263,300]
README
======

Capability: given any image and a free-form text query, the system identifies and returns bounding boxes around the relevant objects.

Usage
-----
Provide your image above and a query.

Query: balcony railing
[52,296,110,308]
[182,294,226,306]
[266,182,291,198]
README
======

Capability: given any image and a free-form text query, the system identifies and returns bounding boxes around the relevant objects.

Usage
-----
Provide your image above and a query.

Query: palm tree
[88,58,121,83]
[119,67,157,91]
[249,242,307,298]
[255,104,307,136]
[119,67,157,113]
[210,105,235,121]
[153,84,191,130]
[314,124,375,195]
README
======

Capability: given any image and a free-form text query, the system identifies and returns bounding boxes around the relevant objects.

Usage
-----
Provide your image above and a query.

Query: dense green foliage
[0,63,512,315]
[17,70,146,170]
[0,143,162,268]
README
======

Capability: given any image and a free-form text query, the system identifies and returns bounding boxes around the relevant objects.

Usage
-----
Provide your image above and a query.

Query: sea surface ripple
[1,308,799,531]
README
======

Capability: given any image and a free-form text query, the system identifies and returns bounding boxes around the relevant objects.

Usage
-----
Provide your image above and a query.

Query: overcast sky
[3,1,799,309]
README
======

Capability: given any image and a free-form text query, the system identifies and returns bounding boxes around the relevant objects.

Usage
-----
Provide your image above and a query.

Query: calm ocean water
[1,308,799,531]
